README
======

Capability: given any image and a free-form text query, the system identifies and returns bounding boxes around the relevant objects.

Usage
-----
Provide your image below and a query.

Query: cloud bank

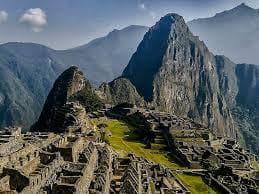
[20,8,47,32]
[0,10,8,24]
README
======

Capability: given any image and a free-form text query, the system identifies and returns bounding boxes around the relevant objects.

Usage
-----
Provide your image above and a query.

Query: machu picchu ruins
[0,65,258,194]
[0,126,191,194]
[0,103,259,193]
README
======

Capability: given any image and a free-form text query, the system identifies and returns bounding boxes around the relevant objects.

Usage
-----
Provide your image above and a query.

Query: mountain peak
[65,65,80,73]
[123,13,236,136]
[161,13,184,21]
[214,3,255,17]
[156,13,185,28]
[236,3,250,9]
[31,66,103,132]
[231,3,255,12]
[123,13,192,100]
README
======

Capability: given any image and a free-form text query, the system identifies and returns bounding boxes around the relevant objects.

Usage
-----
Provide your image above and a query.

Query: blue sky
[0,0,258,49]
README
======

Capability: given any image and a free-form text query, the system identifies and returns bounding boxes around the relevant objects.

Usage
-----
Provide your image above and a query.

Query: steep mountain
[0,25,148,129]
[214,57,259,153]
[0,43,64,129]
[188,3,259,65]
[187,3,259,153]
[0,66,38,128]
[233,64,259,153]
[31,66,103,132]
[122,13,237,137]
[98,78,145,106]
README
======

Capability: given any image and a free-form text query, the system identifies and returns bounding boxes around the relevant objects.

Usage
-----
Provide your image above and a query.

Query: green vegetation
[104,118,182,169]
[92,117,219,194]
[149,180,156,194]
[177,173,217,194]
[70,82,104,112]
[251,160,259,171]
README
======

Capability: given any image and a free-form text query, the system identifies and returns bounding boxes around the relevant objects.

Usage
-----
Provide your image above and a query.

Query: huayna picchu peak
[122,13,236,138]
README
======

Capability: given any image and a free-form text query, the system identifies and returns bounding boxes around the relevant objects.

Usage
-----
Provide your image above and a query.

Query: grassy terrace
[177,174,217,194]
[92,117,218,194]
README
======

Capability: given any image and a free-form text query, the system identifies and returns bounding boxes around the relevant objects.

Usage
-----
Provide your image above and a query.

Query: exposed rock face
[98,78,145,106]
[123,14,236,137]
[233,64,259,153]
[213,56,259,153]
[235,64,259,108]
[31,66,103,132]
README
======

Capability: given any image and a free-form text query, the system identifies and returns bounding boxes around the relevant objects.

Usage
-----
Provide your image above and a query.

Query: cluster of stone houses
[107,105,259,194]
[0,125,190,193]
[0,100,258,193]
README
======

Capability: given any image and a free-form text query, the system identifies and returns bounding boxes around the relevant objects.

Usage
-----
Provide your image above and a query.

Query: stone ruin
[111,154,190,194]
[106,105,259,193]
[1,103,258,193]
[0,126,191,194]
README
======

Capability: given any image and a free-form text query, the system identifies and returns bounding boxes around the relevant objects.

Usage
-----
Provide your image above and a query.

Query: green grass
[177,173,218,194]
[251,160,259,171]
[92,118,219,194]
[149,180,156,194]
[105,119,182,170]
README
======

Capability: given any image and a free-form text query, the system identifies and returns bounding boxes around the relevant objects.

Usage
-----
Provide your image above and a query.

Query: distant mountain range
[0,25,148,129]
[188,3,259,65]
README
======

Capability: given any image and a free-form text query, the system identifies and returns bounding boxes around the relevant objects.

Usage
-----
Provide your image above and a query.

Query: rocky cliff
[122,14,237,137]
[233,64,259,153]
[31,66,103,132]
[213,55,259,153]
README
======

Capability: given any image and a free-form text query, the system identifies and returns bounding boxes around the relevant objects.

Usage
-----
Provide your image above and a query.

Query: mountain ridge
[188,3,259,65]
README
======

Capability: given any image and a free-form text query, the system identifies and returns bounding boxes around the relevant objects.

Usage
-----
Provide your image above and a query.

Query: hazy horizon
[0,0,258,49]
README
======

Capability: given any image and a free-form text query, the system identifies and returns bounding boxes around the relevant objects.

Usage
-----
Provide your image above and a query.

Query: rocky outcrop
[233,64,259,153]
[31,66,103,132]
[213,55,259,153]
[123,13,236,137]
[235,64,259,108]
[98,78,145,106]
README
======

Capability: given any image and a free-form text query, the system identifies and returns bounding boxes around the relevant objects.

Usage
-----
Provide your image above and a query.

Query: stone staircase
[153,129,167,151]
[110,158,130,194]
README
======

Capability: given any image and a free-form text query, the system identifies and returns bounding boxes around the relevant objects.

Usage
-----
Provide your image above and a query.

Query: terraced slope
[91,117,218,194]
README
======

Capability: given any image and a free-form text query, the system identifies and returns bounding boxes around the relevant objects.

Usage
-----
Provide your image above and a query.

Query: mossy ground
[92,117,219,194]
[177,174,217,194]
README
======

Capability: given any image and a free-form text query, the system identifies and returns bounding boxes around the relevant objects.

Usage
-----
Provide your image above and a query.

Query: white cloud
[149,11,156,19]
[0,11,8,24]
[137,2,156,19]
[20,8,47,32]
[138,3,146,10]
